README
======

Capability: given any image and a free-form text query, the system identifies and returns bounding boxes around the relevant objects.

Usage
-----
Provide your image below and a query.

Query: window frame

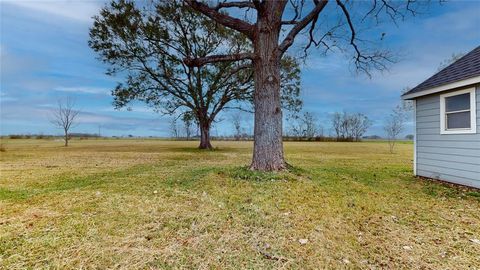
[439,88,477,134]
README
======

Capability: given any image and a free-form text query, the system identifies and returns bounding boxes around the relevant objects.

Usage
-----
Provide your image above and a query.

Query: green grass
[0,139,479,269]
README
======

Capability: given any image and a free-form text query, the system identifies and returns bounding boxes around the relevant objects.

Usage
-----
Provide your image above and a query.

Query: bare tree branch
[278,0,329,53]
[335,0,394,76]
[335,0,360,57]
[252,0,262,11]
[185,0,255,39]
[184,52,256,67]
[281,20,299,25]
[214,1,255,10]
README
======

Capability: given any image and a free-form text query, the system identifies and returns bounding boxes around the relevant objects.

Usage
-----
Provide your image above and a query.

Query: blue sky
[1,0,479,137]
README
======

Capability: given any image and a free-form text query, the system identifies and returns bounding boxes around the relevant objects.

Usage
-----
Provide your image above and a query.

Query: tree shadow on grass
[167,146,230,153]
[225,164,307,182]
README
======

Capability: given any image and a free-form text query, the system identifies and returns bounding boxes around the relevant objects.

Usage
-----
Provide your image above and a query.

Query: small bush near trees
[384,105,407,153]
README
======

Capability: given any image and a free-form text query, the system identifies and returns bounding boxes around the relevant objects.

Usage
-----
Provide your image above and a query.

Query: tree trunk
[250,10,286,171]
[198,121,213,149]
[64,130,68,147]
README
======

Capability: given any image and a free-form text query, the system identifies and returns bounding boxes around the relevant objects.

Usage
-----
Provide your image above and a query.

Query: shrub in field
[384,105,407,153]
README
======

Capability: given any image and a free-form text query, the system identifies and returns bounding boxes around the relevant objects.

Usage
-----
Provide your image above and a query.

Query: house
[402,46,480,188]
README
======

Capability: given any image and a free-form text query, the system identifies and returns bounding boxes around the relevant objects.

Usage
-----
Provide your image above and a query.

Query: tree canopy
[89,0,302,149]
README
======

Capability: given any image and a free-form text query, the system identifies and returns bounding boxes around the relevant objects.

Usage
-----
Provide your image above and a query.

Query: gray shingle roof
[402,45,480,97]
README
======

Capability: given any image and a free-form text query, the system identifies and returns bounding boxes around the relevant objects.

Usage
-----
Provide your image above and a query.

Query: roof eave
[401,75,480,100]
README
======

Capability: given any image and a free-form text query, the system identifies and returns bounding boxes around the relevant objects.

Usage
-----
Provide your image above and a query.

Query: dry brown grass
[0,139,479,269]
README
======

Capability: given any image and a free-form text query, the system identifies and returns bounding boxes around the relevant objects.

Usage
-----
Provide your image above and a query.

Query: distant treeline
[4,133,101,139]
[3,134,413,141]
[172,135,393,142]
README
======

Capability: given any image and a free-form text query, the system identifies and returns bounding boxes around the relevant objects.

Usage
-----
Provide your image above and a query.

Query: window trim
[439,88,476,134]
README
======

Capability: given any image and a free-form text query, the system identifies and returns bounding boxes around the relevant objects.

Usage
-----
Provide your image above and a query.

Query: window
[440,88,477,134]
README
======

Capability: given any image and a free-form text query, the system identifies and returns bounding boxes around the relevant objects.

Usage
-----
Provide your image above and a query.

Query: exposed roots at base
[248,162,287,172]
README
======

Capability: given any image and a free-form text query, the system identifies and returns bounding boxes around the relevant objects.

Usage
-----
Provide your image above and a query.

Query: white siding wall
[415,85,480,188]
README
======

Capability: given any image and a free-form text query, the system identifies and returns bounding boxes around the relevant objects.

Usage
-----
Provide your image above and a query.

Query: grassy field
[0,139,479,269]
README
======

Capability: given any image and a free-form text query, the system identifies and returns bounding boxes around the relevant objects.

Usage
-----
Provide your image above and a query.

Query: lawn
[0,139,479,269]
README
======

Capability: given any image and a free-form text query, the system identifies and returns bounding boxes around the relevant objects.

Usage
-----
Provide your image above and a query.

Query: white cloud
[2,0,101,23]
[0,95,18,102]
[423,6,480,34]
[0,47,48,77]
[303,53,346,73]
[54,86,110,95]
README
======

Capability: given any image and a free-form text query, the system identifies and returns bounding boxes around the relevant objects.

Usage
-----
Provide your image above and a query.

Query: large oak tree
[89,0,301,149]
[184,0,428,170]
